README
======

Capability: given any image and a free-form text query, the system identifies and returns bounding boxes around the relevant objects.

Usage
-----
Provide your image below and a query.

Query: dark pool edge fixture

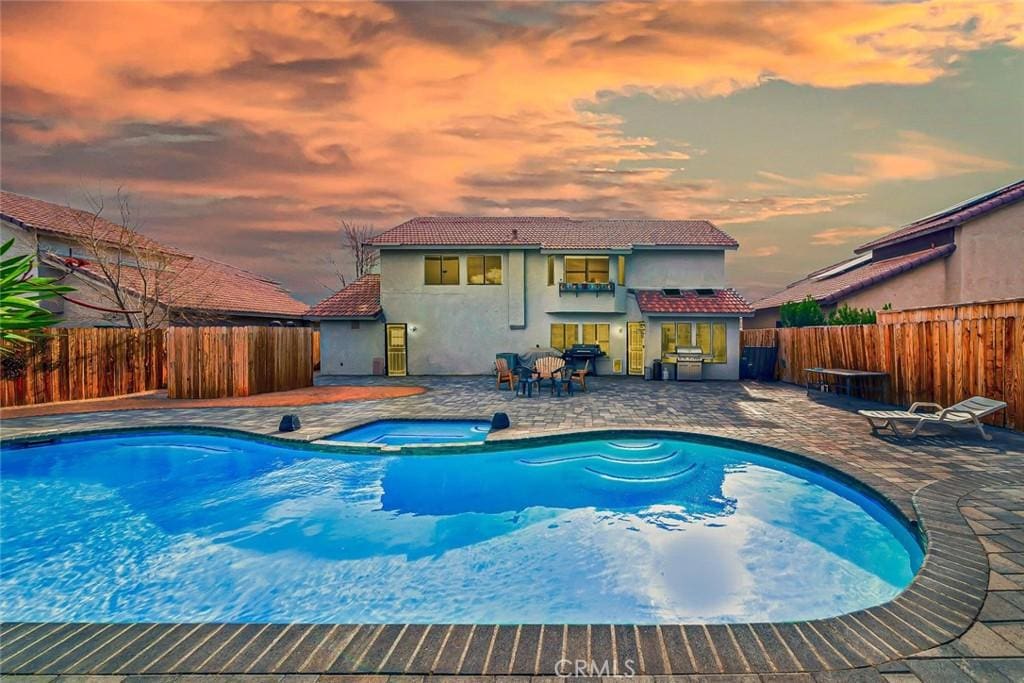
[0,433,996,675]
[0,473,994,676]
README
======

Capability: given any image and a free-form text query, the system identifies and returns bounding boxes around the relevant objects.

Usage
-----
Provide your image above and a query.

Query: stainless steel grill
[674,346,704,381]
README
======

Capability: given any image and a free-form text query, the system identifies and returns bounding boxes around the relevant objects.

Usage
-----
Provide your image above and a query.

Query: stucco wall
[627,250,726,289]
[320,247,741,376]
[320,320,384,375]
[945,201,1024,303]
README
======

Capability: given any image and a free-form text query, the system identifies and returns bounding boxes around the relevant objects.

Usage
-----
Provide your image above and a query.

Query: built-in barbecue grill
[562,344,605,375]
[673,346,704,381]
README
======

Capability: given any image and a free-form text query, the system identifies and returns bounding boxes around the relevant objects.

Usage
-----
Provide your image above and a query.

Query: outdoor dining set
[494,352,589,398]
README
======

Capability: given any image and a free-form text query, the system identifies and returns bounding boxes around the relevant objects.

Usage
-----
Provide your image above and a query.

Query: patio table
[805,367,889,402]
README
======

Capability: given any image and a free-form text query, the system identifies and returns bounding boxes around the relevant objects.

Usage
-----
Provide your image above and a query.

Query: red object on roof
[855,179,1024,253]
[753,244,955,310]
[307,274,382,319]
[633,288,753,316]
[368,217,738,250]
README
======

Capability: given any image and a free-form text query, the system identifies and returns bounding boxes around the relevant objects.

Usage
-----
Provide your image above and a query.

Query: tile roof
[753,243,956,310]
[368,216,738,250]
[855,179,1024,253]
[307,274,382,318]
[43,252,309,318]
[1,190,182,255]
[633,288,754,316]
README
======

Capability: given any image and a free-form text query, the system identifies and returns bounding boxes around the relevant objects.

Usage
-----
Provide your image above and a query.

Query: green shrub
[780,296,827,327]
[828,304,877,326]
[0,238,73,353]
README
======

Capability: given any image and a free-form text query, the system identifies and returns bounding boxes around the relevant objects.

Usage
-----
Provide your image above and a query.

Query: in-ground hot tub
[324,419,492,446]
[0,430,923,624]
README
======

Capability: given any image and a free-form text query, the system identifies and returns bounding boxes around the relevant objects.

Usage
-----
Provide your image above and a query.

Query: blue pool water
[326,419,491,446]
[0,431,923,624]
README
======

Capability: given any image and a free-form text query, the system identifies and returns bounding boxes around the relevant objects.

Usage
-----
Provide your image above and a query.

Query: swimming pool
[326,419,492,446]
[0,430,923,624]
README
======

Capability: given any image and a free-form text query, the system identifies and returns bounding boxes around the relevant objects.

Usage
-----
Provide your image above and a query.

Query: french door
[627,322,645,375]
[385,324,408,376]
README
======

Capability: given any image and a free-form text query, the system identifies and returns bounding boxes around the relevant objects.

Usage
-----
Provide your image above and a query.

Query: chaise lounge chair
[858,396,1007,440]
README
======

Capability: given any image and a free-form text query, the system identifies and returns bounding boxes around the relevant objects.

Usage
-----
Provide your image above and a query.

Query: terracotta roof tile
[855,179,1024,253]
[1,191,182,255]
[368,216,738,250]
[633,288,753,316]
[307,274,381,318]
[753,244,956,310]
[43,252,309,318]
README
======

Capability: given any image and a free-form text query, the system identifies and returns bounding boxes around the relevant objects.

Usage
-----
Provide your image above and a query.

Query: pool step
[519,449,679,466]
[585,462,697,483]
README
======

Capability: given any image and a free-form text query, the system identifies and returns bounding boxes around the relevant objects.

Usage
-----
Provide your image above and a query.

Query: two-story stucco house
[310,217,754,379]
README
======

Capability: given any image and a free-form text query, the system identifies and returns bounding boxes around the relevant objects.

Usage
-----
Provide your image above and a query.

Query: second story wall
[627,250,725,289]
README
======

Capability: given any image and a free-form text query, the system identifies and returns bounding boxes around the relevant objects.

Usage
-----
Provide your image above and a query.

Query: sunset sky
[2,1,1022,303]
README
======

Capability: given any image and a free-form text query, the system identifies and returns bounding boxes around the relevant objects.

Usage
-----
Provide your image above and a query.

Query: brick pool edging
[0,429,996,676]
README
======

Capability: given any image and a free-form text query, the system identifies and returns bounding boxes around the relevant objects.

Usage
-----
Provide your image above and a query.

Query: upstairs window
[564,256,610,284]
[617,255,626,286]
[547,255,555,286]
[467,255,502,285]
[424,255,459,285]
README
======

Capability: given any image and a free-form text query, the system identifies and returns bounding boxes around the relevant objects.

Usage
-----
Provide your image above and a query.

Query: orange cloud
[810,226,893,246]
[1,1,1022,297]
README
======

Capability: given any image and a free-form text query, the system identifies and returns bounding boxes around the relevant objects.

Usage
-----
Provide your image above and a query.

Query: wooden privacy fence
[0,328,166,407]
[741,302,1023,431]
[167,326,315,399]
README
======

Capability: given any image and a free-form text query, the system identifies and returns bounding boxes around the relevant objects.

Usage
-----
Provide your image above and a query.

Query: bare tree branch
[322,219,379,290]
[58,189,223,328]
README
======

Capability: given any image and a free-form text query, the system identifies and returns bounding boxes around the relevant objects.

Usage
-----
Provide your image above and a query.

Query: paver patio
[2,376,1022,681]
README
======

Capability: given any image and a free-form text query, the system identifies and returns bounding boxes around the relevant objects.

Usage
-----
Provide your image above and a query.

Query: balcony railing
[559,281,615,297]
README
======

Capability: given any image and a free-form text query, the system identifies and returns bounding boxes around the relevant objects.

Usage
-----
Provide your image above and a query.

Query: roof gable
[753,244,955,311]
[368,216,738,250]
[855,179,1024,254]
[307,274,381,319]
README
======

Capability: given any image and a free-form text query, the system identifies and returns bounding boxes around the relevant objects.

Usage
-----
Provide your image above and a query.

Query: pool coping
[0,425,995,676]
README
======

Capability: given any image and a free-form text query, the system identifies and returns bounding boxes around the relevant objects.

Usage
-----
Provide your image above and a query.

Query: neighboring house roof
[855,179,1024,253]
[1,190,183,255]
[42,252,309,318]
[633,288,754,316]
[3,189,308,318]
[307,274,382,319]
[367,216,738,250]
[753,244,955,310]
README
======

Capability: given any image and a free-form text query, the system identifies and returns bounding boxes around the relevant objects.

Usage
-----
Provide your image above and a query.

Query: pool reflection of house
[310,217,754,378]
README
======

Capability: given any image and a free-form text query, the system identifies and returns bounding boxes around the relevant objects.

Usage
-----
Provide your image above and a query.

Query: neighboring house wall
[320,320,384,375]
[750,202,1023,328]
[946,202,1024,303]
[0,220,39,274]
[839,257,949,312]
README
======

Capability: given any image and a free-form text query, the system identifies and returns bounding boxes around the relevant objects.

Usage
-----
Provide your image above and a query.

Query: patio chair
[858,396,1007,441]
[570,359,590,392]
[494,358,515,391]
[534,356,566,393]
